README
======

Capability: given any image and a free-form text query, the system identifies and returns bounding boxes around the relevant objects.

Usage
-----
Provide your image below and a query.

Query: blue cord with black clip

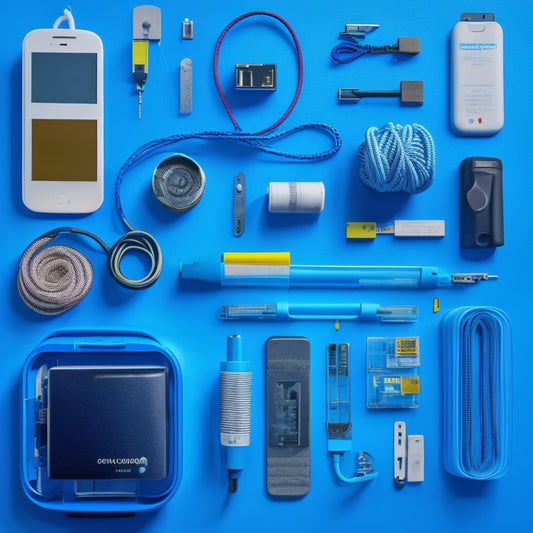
[326,343,378,484]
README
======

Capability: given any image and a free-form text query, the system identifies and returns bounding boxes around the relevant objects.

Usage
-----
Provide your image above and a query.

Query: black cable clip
[338,81,423,106]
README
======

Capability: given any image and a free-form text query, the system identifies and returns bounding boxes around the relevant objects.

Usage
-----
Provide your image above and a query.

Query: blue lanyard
[442,306,512,480]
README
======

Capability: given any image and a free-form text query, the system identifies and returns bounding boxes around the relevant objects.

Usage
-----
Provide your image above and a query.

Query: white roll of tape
[267,181,325,213]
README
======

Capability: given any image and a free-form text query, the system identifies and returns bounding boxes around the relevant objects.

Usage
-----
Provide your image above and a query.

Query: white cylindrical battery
[267,182,325,213]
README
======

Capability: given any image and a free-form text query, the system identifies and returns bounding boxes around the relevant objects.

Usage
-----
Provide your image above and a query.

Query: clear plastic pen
[217,302,419,322]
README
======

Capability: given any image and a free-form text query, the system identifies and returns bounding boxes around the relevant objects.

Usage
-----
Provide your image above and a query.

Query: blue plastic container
[21,330,182,513]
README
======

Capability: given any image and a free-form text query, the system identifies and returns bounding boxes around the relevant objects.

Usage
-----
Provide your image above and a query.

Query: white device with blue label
[451,13,503,136]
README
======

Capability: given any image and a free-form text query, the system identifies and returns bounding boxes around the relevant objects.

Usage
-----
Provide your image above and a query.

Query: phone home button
[56,193,70,205]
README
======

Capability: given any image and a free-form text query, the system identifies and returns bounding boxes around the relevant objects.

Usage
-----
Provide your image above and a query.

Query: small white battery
[267,182,325,214]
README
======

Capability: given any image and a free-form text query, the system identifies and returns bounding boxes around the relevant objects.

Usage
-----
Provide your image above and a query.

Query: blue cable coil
[358,123,435,194]
[441,306,512,480]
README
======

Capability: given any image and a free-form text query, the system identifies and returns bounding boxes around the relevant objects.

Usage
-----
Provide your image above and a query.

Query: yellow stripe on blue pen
[223,252,290,265]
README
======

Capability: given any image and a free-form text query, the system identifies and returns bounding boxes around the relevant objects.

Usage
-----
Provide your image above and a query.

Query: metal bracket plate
[133,5,161,41]
[179,58,192,114]
[233,173,246,237]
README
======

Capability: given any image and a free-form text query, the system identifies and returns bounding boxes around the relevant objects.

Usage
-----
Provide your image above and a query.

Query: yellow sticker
[224,252,290,265]
[401,376,420,394]
[132,40,149,70]
[396,337,419,356]
[346,222,376,239]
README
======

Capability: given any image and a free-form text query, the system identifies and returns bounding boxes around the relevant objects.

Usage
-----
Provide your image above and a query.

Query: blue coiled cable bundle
[358,123,435,194]
[441,306,512,480]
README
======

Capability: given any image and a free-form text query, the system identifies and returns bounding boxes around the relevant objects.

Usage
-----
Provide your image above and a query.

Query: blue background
[4,0,532,531]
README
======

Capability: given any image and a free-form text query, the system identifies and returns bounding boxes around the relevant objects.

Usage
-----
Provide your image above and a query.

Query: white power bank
[451,13,503,136]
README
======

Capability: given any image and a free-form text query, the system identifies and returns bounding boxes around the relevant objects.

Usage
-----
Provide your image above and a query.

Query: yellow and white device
[22,25,104,213]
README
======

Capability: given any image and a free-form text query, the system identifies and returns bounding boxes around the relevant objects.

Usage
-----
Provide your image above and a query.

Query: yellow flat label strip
[346,222,376,239]
[224,252,290,265]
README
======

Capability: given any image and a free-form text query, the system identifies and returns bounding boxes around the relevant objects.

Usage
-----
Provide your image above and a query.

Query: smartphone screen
[31,52,98,182]
[32,52,97,104]
[32,119,97,181]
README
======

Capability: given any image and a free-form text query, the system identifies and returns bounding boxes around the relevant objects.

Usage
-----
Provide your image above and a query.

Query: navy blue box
[48,366,168,480]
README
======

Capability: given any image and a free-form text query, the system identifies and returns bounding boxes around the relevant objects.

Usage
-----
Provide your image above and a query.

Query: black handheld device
[460,157,503,249]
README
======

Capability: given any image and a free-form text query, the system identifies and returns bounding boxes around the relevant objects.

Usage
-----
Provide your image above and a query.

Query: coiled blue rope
[442,306,512,480]
[358,123,435,194]
[331,41,370,63]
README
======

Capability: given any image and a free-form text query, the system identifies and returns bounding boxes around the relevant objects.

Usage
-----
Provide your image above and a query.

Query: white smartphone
[22,28,104,213]
[451,13,503,136]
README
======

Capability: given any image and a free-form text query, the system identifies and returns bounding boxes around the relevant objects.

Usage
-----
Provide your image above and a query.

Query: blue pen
[180,252,497,288]
[217,302,419,322]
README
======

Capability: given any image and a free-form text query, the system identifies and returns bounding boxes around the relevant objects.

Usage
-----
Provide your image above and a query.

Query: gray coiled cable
[17,227,162,315]
[18,235,94,316]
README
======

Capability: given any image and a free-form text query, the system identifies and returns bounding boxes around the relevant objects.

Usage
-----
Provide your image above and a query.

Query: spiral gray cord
[17,236,94,315]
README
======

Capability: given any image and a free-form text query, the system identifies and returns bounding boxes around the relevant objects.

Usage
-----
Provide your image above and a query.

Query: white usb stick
[407,435,424,482]
[451,13,503,136]
[382,220,445,238]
